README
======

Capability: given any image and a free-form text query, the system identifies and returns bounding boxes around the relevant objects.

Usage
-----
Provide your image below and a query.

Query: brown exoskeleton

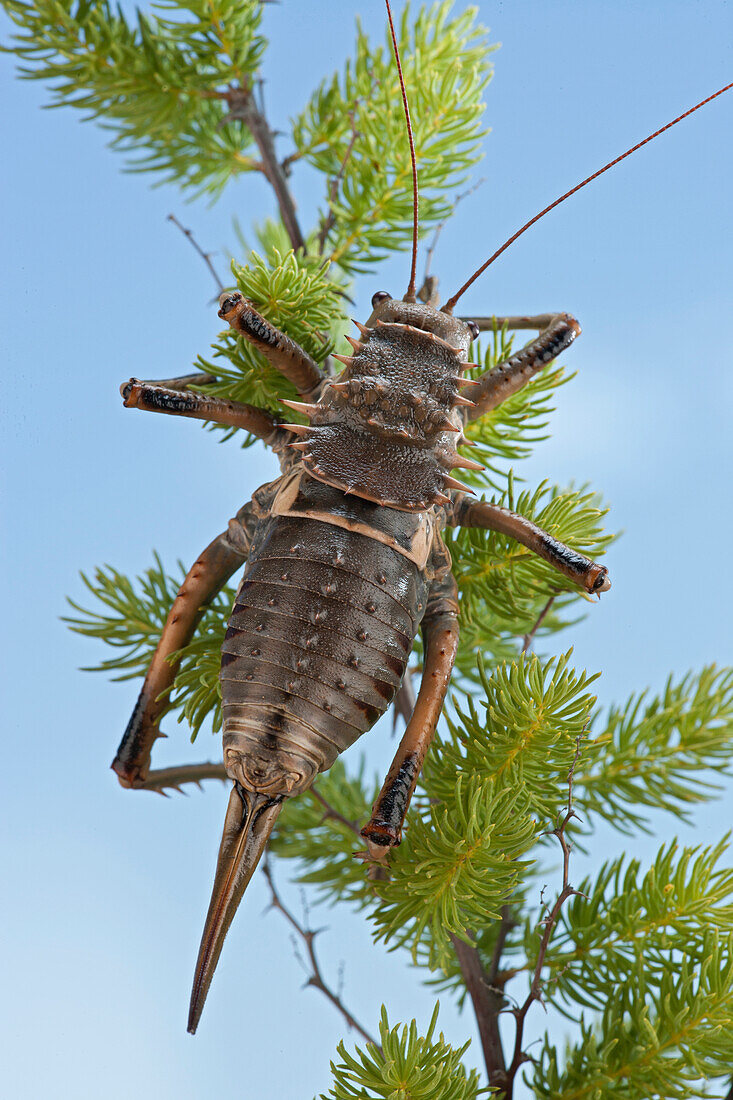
[110,0,732,1034]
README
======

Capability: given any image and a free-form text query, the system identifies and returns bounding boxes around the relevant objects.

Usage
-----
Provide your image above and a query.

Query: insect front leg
[121,378,286,448]
[112,506,255,793]
[451,494,610,595]
[218,292,325,398]
[361,572,460,861]
[466,313,581,420]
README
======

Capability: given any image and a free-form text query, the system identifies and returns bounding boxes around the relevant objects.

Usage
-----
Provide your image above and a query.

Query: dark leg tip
[111,757,141,789]
[360,821,401,848]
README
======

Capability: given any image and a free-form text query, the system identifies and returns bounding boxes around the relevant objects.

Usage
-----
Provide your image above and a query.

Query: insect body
[116,285,608,1032]
[108,0,731,1036]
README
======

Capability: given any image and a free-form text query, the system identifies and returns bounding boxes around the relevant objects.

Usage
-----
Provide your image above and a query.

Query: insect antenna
[442,79,733,313]
[385,0,419,303]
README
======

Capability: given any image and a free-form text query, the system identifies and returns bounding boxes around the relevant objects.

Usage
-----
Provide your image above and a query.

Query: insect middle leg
[466,312,581,420]
[361,573,460,859]
[451,494,610,595]
[112,506,255,793]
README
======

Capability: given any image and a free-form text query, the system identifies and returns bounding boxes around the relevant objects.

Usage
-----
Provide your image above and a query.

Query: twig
[450,928,511,1091]
[422,177,487,283]
[502,739,584,1100]
[225,86,306,253]
[281,149,302,175]
[448,904,518,1091]
[167,214,225,293]
[310,786,362,837]
[317,112,360,255]
[262,858,380,1049]
[521,594,556,654]
[489,905,517,987]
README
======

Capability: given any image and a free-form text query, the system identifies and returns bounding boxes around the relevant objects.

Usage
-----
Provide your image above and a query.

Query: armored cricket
[106,0,732,1035]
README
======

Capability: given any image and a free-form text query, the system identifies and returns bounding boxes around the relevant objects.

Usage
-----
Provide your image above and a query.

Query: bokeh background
[2,1,731,1096]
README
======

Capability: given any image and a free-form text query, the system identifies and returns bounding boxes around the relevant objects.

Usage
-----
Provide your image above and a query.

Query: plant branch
[225,86,306,253]
[488,905,516,986]
[262,858,380,1049]
[317,112,360,255]
[448,902,518,1092]
[167,213,224,293]
[450,930,509,1091]
[503,739,584,1100]
[310,786,362,837]
[281,150,302,174]
[521,595,556,654]
[422,178,486,284]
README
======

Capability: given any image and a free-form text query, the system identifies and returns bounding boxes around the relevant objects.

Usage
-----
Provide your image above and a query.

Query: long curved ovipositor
[188,786,283,1034]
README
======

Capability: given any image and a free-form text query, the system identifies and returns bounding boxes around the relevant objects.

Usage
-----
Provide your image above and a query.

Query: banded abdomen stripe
[220,514,429,770]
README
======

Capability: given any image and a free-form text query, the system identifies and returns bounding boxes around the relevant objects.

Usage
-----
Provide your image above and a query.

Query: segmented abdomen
[220,513,430,783]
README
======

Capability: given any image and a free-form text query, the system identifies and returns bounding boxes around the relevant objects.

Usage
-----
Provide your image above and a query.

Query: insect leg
[361,573,460,860]
[451,495,610,595]
[462,313,563,333]
[121,379,285,447]
[129,371,218,390]
[218,292,325,398]
[112,506,255,794]
[466,313,580,420]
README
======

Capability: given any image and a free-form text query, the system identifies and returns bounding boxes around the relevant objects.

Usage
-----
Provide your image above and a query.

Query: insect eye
[371,290,391,308]
[466,320,480,341]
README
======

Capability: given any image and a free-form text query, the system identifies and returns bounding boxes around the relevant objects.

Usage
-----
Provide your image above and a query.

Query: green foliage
[367,655,592,968]
[576,665,733,832]
[320,1004,484,1100]
[195,246,348,440]
[372,778,536,969]
[64,555,189,681]
[533,931,733,1099]
[429,652,598,825]
[64,555,234,739]
[544,838,733,1014]
[293,1,495,273]
[1,0,265,196]
[10,1,729,1096]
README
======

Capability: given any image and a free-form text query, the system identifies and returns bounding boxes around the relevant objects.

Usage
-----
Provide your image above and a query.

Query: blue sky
[2,2,732,1097]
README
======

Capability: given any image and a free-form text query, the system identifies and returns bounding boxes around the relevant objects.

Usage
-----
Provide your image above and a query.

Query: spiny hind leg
[466,312,581,420]
[361,573,460,861]
[450,494,610,596]
[112,508,255,793]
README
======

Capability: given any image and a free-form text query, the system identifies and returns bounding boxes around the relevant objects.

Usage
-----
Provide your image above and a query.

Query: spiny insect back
[220,289,484,510]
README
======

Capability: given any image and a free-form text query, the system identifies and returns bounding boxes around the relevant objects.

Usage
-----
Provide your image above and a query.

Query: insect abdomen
[220,496,433,795]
